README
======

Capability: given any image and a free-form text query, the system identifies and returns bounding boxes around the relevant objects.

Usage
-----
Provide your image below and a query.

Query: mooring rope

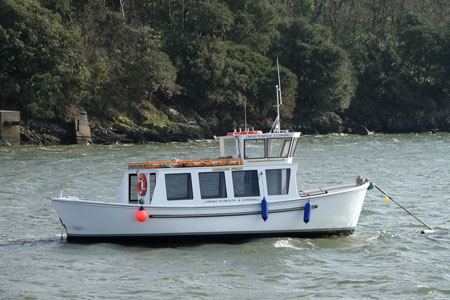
[373,183,434,233]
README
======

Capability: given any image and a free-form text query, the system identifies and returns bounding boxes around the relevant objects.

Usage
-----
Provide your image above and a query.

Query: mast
[271,58,283,133]
[244,98,247,131]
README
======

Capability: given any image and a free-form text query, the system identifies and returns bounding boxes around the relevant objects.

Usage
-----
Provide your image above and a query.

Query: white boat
[53,130,370,242]
[52,61,371,243]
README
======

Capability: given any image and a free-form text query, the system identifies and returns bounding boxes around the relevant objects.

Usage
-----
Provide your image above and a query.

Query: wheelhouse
[218,131,301,163]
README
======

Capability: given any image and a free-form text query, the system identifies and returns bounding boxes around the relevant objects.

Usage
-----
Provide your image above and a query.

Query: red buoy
[136,206,148,222]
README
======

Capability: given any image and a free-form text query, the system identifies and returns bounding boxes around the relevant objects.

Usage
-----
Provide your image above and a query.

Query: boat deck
[299,183,361,198]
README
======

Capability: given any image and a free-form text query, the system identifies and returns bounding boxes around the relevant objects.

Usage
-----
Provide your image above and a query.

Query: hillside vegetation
[1,0,450,142]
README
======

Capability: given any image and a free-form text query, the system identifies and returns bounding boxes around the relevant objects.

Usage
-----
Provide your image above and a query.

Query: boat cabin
[219,131,300,163]
[116,131,301,207]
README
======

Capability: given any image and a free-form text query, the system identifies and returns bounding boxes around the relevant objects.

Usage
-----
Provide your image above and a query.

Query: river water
[1,134,449,299]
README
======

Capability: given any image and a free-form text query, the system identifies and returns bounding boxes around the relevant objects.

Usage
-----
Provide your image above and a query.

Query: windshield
[267,138,291,158]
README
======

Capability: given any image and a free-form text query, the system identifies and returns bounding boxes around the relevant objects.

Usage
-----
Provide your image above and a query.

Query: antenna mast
[244,98,247,131]
[270,58,283,133]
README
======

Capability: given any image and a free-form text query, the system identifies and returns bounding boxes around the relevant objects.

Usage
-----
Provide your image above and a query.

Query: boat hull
[53,182,369,242]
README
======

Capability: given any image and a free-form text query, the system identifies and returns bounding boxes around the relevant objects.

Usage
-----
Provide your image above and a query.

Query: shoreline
[2,123,447,147]
[3,107,450,146]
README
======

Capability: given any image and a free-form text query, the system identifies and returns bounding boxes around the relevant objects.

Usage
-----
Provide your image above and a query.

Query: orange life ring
[137,173,147,196]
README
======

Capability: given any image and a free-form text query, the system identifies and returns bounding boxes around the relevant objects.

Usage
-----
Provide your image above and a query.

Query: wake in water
[0,236,63,248]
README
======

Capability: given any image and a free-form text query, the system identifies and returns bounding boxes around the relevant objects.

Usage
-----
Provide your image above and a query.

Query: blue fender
[304,201,311,224]
[261,198,268,222]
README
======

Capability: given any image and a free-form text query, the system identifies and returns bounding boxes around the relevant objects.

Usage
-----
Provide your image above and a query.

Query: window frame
[232,170,260,198]
[267,138,292,158]
[148,173,156,201]
[129,173,138,203]
[165,173,194,201]
[289,137,299,157]
[265,168,291,195]
[244,138,266,159]
[198,171,227,199]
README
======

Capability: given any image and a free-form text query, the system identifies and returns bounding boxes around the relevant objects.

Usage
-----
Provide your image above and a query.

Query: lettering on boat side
[239,198,260,202]
[203,197,259,204]
[245,134,292,139]
[212,167,243,171]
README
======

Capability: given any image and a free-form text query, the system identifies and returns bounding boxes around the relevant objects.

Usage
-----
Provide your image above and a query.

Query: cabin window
[266,169,291,195]
[267,138,291,158]
[290,138,299,156]
[244,139,265,159]
[149,173,156,200]
[232,170,260,197]
[129,174,138,203]
[199,172,227,199]
[223,138,236,158]
[165,173,193,200]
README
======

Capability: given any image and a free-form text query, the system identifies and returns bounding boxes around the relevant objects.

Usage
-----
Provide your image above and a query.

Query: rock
[310,112,344,134]
[20,121,73,145]
[166,108,188,123]
[90,123,126,144]
[108,122,208,143]
[189,111,213,138]
[204,116,220,135]
[299,126,318,135]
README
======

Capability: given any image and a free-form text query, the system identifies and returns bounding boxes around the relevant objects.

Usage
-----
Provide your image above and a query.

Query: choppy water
[1,134,449,299]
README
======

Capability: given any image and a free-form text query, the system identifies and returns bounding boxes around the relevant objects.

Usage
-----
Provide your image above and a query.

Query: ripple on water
[1,134,450,299]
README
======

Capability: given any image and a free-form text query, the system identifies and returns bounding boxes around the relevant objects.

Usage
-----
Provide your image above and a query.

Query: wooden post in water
[0,110,21,145]
[74,109,92,144]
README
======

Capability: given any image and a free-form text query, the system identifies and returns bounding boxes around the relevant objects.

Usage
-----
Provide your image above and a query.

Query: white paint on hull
[53,181,368,238]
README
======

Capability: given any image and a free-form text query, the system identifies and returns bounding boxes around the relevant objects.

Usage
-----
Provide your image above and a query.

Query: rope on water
[372,183,434,234]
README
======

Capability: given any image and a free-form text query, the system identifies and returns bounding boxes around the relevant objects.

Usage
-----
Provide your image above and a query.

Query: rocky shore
[9,107,450,146]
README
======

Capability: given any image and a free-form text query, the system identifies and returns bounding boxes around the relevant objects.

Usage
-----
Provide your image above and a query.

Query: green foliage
[48,0,179,122]
[2,0,450,133]
[351,14,450,117]
[0,0,84,120]
[397,20,450,108]
[173,37,296,127]
[269,0,315,21]
[126,50,180,102]
[277,19,356,113]
[187,1,234,39]
[229,0,278,54]
[313,1,450,114]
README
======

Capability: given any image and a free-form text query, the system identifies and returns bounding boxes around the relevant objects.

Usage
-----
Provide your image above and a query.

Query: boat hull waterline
[53,181,369,242]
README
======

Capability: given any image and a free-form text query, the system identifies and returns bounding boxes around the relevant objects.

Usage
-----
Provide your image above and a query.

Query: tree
[269,0,315,21]
[0,0,85,120]
[126,50,180,103]
[173,37,297,129]
[229,0,278,54]
[397,17,450,107]
[277,19,356,114]
[186,1,234,39]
